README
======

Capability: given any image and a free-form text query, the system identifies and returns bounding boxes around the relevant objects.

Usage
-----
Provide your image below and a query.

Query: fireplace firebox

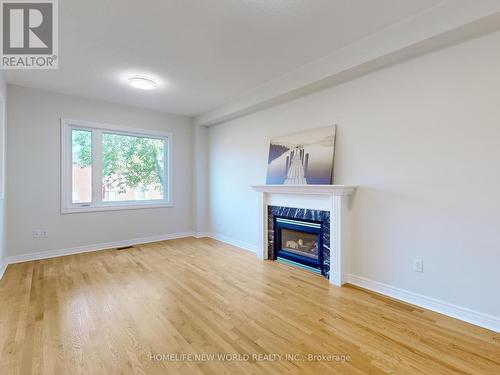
[267,205,331,278]
[274,217,323,274]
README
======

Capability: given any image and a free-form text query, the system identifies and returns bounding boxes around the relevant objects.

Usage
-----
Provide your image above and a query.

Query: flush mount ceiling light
[128,76,158,90]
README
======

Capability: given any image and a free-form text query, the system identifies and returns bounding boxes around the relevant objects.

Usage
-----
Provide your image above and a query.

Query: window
[61,119,172,213]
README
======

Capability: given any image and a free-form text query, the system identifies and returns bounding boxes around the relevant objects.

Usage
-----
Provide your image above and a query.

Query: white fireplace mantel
[251,184,356,195]
[251,184,357,286]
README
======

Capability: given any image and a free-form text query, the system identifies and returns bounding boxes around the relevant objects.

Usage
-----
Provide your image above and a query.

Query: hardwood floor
[0,237,498,374]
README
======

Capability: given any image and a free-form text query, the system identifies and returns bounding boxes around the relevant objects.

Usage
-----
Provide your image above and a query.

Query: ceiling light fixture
[128,76,158,90]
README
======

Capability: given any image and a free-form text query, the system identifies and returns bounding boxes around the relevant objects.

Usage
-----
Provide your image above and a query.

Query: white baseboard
[194,232,211,239]
[0,259,6,281]
[348,274,500,333]
[196,232,259,253]
[4,231,195,267]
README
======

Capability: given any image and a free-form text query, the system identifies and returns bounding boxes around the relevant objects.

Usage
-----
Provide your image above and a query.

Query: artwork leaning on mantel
[265,125,336,185]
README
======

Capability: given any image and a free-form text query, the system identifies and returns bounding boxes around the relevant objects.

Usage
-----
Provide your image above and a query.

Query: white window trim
[61,118,173,214]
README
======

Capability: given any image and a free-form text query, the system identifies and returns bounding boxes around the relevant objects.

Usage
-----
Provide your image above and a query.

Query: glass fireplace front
[274,217,322,273]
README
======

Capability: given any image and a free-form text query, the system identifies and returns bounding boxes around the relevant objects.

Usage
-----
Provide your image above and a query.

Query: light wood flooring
[0,237,499,374]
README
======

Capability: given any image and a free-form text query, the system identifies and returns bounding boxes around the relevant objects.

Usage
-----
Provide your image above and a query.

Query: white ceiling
[3,0,444,116]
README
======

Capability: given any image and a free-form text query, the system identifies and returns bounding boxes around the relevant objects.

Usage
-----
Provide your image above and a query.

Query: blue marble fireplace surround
[267,205,331,279]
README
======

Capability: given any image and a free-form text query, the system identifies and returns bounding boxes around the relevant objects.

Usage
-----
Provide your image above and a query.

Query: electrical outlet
[413,259,423,273]
[33,230,48,239]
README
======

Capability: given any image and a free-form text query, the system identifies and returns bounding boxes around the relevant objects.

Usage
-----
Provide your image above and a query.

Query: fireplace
[267,205,330,278]
[274,217,322,274]
[252,184,356,286]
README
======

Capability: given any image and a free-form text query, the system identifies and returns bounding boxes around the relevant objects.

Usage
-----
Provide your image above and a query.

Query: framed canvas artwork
[266,125,336,185]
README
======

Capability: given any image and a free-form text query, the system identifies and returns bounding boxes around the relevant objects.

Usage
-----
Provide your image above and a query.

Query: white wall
[207,29,500,319]
[5,85,194,257]
[0,72,6,275]
[194,125,209,234]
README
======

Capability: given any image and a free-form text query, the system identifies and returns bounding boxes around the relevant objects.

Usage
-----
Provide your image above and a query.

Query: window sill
[61,201,173,214]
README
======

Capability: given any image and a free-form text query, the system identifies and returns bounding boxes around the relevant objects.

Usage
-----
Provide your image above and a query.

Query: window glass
[71,129,92,203]
[102,132,165,202]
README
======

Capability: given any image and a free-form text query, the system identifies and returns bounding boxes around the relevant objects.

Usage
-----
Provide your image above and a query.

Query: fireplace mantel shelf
[251,184,356,196]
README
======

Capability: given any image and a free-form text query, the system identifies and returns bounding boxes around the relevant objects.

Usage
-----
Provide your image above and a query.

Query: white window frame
[61,118,173,214]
